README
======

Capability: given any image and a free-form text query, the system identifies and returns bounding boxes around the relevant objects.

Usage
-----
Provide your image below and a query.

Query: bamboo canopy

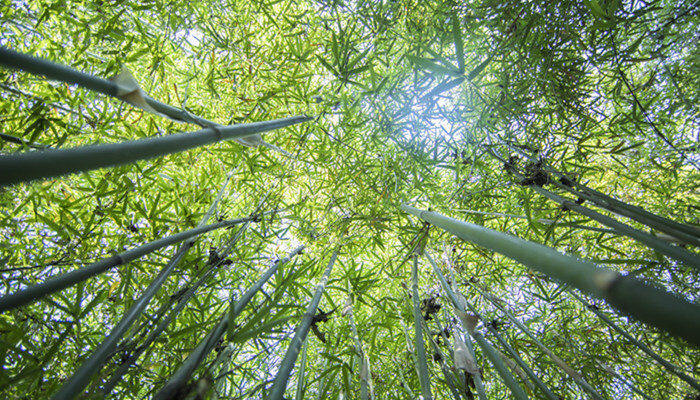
[0,1,698,399]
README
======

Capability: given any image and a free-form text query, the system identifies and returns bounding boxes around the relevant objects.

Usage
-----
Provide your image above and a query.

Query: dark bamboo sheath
[152,245,305,400]
[0,115,311,187]
[0,219,247,313]
[402,204,700,346]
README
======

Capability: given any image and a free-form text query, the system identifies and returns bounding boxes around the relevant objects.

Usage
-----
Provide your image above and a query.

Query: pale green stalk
[401,204,700,346]
[410,255,433,400]
[100,219,256,395]
[420,317,462,400]
[470,283,605,400]
[0,115,310,187]
[568,290,700,391]
[50,172,237,399]
[152,245,305,400]
[487,325,559,400]
[268,248,339,400]
[596,362,654,400]
[502,144,700,245]
[0,218,249,313]
[347,289,372,400]
[295,341,308,400]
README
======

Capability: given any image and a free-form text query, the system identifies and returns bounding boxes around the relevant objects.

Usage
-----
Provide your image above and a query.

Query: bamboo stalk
[0,218,250,312]
[432,252,558,400]
[597,362,655,400]
[426,252,528,400]
[440,304,488,400]
[346,290,372,400]
[402,204,700,346]
[0,46,225,127]
[268,248,339,400]
[494,149,699,269]
[470,283,607,400]
[410,255,434,400]
[0,115,311,187]
[295,340,308,400]
[502,143,700,244]
[47,172,237,398]
[567,290,700,391]
[420,316,463,400]
[462,312,531,400]
[0,47,301,153]
[151,245,305,400]
[486,324,559,400]
[531,186,700,270]
[100,219,255,395]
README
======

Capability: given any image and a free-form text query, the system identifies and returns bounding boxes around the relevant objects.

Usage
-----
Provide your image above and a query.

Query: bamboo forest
[0,0,699,399]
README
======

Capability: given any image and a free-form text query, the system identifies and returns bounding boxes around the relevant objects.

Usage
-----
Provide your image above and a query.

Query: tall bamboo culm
[401,204,700,346]
[268,247,339,400]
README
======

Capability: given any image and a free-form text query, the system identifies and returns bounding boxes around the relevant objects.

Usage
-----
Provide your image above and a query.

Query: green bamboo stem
[211,344,235,400]
[470,284,606,400]
[549,178,700,246]
[463,313,531,400]
[455,209,616,235]
[596,362,655,400]
[347,291,372,400]
[0,114,311,187]
[567,290,700,391]
[295,340,308,400]
[434,260,488,400]
[502,143,700,243]
[530,186,699,270]
[410,255,433,400]
[402,204,700,346]
[0,218,249,313]
[486,324,559,400]
[496,152,699,269]
[152,245,304,400]
[431,253,558,400]
[268,248,339,400]
[426,252,518,400]
[420,317,463,400]
[100,219,255,395]
[0,46,222,128]
[48,172,236,399]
